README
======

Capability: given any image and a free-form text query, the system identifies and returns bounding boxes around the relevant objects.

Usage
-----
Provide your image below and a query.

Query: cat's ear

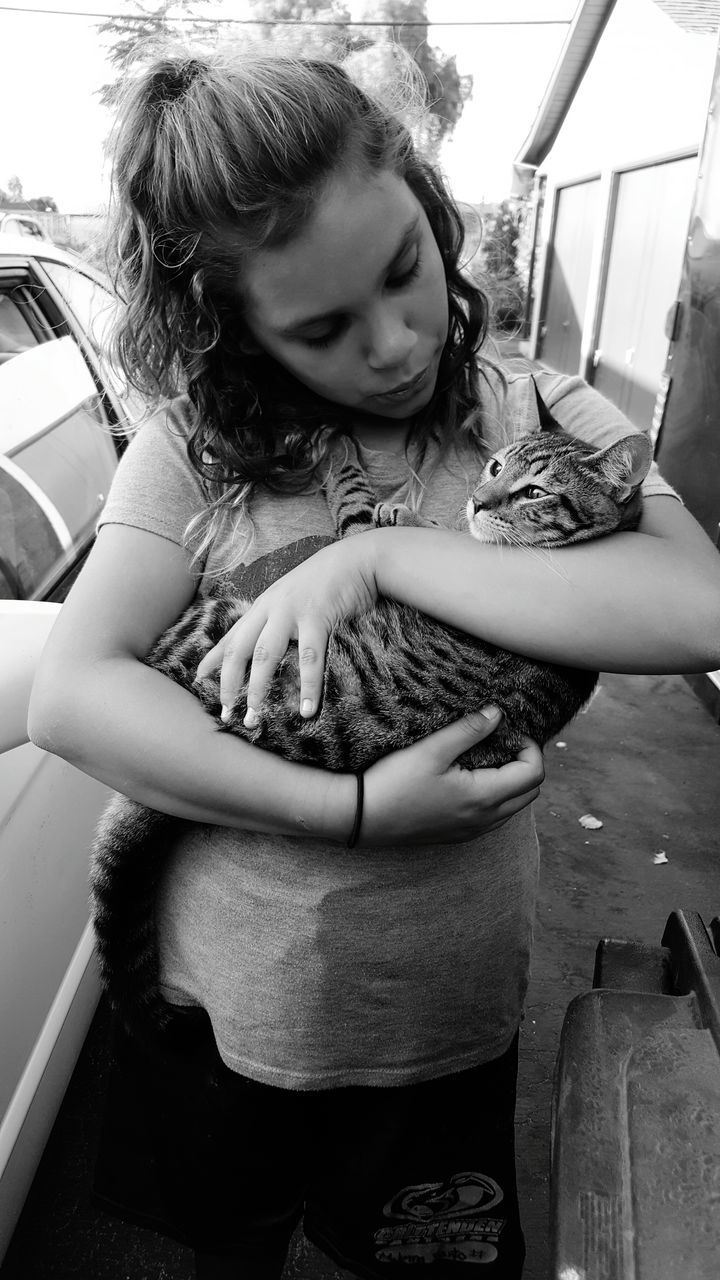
[532,379,563,434]
[590,433,653,500]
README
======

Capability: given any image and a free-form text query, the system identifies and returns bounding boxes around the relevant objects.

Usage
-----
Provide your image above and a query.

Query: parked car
[0,235,144,1262]
[0,213,47,241]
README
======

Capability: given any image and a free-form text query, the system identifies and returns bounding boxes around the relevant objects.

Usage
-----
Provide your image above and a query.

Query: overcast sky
[0,0,577,211]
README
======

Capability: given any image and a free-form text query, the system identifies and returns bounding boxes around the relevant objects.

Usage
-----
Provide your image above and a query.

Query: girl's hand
[196,536,379,723]
[360,710,545,845]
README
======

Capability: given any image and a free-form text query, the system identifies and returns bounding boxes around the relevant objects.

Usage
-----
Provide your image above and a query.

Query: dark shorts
[94,1008,525,1278]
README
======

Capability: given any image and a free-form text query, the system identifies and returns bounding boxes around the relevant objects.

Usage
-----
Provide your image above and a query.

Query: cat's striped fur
[90,399,652,1035]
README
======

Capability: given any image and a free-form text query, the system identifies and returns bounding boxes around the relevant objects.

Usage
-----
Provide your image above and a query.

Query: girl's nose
[366,305,417,370]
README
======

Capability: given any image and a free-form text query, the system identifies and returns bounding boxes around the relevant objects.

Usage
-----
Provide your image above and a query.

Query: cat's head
[466,423,653,548]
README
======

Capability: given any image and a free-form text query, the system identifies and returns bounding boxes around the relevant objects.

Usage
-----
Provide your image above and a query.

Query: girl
[29,41,720,1280]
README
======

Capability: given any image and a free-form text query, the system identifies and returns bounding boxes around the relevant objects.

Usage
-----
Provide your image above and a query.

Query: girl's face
[241,168,450,420]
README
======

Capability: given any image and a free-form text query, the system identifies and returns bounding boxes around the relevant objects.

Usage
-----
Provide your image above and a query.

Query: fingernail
[480,704,501,720]
[301,699,314,717]
[220,705,231,723]
[243,707,259,729]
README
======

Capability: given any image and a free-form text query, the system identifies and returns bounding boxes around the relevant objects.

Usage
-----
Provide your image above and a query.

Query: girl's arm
[27,525,353,838]
[374,496,720,671]
[27,523,544,846]
[199,495,720,720]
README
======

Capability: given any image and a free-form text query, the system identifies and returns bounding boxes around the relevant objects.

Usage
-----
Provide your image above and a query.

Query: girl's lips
[371,364,433,402]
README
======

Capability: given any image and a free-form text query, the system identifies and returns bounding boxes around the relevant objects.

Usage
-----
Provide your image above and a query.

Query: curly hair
[105,41,496,566]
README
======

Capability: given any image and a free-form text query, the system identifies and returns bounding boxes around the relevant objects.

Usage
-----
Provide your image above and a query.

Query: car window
[0,216,38,237]
[0,461,65,601]
[0,329,118,602]
[41,260,115,354]
[42,259,147,419]
[0,295,37,363]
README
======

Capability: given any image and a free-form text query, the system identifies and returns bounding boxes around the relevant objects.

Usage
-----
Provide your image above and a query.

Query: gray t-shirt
[99,364,677,1089]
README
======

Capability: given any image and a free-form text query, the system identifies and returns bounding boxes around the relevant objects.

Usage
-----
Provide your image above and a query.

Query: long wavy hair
[105,41,496,567]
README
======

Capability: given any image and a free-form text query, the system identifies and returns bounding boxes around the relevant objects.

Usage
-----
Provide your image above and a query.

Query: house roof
[515,0,720,170]
[515,0,618,168]
[651,0,720,34]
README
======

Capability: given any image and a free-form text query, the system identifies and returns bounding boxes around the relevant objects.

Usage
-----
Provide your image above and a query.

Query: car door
[0,257,130,1262]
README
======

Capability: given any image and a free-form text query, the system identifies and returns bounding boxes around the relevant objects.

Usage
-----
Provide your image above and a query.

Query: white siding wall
[528,0,718,410]
[544,0,716,182]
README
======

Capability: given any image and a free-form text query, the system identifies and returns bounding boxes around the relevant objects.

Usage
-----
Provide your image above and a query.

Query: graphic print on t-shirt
[374,1171,505,1265]
[211,533,336,602]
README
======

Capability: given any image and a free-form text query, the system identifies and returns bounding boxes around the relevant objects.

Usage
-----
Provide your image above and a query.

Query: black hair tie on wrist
[347,772,364,848]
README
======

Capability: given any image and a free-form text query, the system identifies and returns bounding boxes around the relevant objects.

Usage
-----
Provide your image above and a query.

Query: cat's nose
[469,493,486,515]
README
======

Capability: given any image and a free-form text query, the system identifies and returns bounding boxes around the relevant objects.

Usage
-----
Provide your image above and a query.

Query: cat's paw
[374,502,419,527]
[373,502,439,529]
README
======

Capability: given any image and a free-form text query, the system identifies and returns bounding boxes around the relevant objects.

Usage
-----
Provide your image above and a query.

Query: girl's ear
[237,316,263,355]
[239,331,264,356]
[591,433,653,500]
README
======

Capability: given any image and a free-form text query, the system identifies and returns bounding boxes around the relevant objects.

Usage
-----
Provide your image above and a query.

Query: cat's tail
[89,796,180,1040]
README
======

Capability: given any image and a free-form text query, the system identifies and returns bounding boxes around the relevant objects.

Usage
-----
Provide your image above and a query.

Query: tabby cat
[90,394,652,1034]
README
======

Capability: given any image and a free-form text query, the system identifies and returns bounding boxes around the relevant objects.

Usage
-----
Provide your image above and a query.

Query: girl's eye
[302,322,345,350]
[387,251,422,290]
[523,485,548,500]
[300,250,422,346]
[303,331,337,350]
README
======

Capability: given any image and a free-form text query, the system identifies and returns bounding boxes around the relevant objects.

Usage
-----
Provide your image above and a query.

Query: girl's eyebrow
[278,215,421,336]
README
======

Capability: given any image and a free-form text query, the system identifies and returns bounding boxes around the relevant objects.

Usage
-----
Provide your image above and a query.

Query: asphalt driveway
[2,671,719,1280]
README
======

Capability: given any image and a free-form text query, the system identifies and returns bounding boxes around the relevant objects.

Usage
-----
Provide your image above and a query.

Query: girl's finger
[491,742,545,797]
[295,621,330,718]
[420,706,505,770]
[417,716,544,810]
[515,735,547,762]
[196,605,267,679]
[196,633,229,677]
[241,623,294,723]
[217,626,271,718]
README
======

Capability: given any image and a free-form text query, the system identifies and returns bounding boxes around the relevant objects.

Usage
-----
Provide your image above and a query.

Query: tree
[478,200,526,333]
[482,200,520,278]
[97,0,354,105]
[0,182,58,214]
[250,0,473,164]
[356,0,472,162]
[27,196,59,213]
[97,0,215,109]
[96,0,471,163]
[247,0,356,58]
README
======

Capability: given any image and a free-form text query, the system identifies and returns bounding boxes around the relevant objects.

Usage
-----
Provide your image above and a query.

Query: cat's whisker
[496,526,571,580]
[479,524,572,581]
[524,545,571,581]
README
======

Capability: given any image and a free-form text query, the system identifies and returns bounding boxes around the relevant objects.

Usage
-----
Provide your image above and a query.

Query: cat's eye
[487,458,503,477]
[523,485,549,500]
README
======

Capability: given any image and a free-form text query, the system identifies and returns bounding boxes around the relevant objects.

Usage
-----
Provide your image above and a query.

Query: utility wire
[0,5,572,24]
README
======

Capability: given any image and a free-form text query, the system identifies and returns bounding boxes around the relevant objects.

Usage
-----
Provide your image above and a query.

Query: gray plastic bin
[550,909,720,1280]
